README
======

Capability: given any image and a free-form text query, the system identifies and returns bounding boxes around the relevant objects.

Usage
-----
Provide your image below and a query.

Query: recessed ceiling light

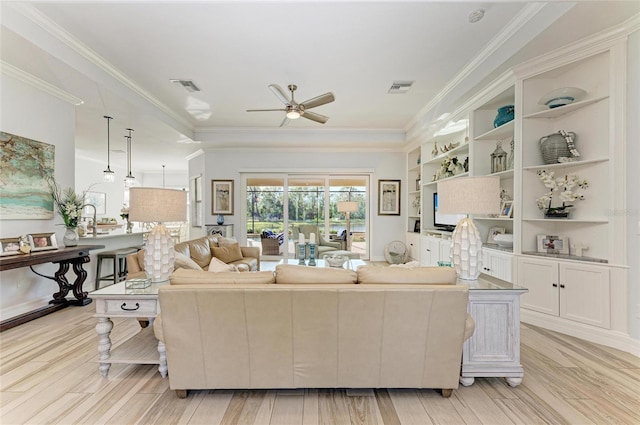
[468,9,485,24]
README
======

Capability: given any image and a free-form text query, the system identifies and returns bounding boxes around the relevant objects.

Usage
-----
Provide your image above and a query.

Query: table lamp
[437,176,501,280]
[129,187,187,282]
[337,201,358,250]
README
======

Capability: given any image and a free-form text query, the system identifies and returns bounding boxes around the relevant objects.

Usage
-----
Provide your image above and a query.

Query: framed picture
[499,200,513,218]
[487,227,506,244]
[414,219,421,233]
[378,179,401,215]
[212,180,234,215]
[537,234,569,254]
[0,237,21,256]
[28,232,58,252]
[84,191,106,215]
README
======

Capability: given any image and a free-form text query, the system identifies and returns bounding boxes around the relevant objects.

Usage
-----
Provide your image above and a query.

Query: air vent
[170,79,201,92]
[388,80,414,94]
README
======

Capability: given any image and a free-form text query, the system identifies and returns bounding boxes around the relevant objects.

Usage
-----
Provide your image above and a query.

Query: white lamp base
[450,217,483,280]
[144,224,176,283]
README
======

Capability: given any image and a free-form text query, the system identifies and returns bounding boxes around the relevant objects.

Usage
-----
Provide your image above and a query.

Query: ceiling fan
[247,84,335,127]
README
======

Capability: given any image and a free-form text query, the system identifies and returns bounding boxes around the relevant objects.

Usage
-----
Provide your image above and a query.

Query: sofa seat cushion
[275,264,357,285]
[170,268,275,285]
[212,243,244,264]
[357,265,457,285]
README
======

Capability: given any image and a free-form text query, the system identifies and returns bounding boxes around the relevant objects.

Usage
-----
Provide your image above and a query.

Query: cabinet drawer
[97,299,158,316]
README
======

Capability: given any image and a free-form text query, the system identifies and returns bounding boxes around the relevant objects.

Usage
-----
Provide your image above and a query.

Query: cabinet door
[406,233,420,261]
[518,257,559,315]
[489,252,513,283]
[421,236,440,266]
[438,239,452,263]
[560,263,610,328]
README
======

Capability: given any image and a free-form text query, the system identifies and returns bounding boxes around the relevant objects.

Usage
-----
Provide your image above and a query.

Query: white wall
[188,151,207,240]
[626,29,640,342]
[199,149,406,261]
[0,74,77,321]
[74,158,131,220]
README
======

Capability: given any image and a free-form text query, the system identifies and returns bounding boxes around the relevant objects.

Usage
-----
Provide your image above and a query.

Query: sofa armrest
[319,237,341,249]
[464,313,475,341]
[240,246,261,270]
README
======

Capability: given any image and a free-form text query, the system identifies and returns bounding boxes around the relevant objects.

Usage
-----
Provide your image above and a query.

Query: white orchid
[536,170,588,211]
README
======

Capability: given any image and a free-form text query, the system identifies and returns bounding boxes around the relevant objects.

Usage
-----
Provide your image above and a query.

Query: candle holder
[298,242,306,265]
[308,243,316,266]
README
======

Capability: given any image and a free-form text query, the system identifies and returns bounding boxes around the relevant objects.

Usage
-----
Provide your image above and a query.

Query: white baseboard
[521,309,640,357]
[0,296,53,322]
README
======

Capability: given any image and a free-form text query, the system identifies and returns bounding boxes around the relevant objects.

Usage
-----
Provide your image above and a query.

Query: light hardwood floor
[1,304,639,425]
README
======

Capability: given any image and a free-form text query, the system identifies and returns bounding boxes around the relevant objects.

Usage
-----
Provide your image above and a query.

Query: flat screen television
[433,192,465,232]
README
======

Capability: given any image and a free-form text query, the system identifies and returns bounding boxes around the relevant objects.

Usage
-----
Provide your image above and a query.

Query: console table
[0,244,104,331]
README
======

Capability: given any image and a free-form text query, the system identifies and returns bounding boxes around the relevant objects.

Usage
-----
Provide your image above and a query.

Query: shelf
[99,326,160,365]
[522,158,608,171]
[407,215,421,219]
[521,251,607,264]
[523,96,608,119]
[522,218,608,223]
[474,121,514,141]
[474,216,513,221]
[486,169,514,179]
[424,143,469,165]
[408,190,420,195]
[409,164,421,173]
[424,172,469,187]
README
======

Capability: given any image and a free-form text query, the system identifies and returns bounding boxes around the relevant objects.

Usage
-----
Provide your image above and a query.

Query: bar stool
[95,247,139,290]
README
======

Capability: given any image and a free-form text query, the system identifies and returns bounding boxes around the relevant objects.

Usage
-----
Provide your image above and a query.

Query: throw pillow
[211,243,244,264]
[208,256,238,273]
[174,252,202,270]
[136,249,145,271]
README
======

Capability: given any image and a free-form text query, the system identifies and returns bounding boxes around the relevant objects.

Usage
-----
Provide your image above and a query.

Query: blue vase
[494,105,514,128]
[216,214,224,225]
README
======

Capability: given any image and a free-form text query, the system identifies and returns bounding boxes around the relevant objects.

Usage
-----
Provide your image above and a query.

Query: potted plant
[535,170,588,218]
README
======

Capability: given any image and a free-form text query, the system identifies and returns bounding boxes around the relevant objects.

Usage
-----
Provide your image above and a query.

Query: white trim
[521,309,640,356]
[0,296,55,323]
[1,61,84,106]
[238,168,375,174]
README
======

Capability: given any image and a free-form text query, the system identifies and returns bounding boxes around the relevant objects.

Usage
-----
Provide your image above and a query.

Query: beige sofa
[126,235,260,279]
[155,265,474,399]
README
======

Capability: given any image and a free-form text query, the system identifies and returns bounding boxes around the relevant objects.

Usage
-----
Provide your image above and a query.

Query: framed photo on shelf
[537,234,569,254]
[28,233,58,252]
[0,237,21,256]
[414,220,421,233]
[499,200,513,218]
[378,179,401,216]
[211,180,234,215]
[486,227,506,244]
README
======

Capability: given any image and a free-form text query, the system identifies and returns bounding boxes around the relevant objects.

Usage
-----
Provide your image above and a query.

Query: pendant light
[124,128,135,187]
[103,116,115,182]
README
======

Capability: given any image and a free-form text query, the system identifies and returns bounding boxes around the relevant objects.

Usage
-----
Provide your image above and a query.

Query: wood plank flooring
[1,305,639,425]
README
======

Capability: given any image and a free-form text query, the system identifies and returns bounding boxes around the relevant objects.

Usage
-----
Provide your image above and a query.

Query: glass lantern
[491,141,508,173]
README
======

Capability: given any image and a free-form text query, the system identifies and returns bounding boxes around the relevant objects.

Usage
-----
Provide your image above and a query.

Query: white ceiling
[2,1,638,172]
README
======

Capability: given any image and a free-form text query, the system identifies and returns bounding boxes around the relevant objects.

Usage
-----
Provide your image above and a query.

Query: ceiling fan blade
[300,92,335,110]
[268,84,290,105]
[246,108,287,112]
[301,111,329,124]
[279,116,290,127]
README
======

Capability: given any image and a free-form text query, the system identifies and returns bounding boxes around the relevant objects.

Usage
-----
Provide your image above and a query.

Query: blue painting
[0,131,55,219]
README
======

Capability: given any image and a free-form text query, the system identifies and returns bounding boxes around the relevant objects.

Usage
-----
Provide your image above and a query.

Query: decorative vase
[126,220,133,233]
[493,105,514,128]
[216,214,225,225]
[544,201,570,218]
[539,131,576,164]
[63,227,79,247]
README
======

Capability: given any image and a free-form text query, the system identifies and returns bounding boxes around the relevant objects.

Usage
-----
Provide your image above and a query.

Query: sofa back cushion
[175,252,203,270]
[212,243,244,264]
[170,268,275,285]
[275,264,357,285]
[357,265,457,285]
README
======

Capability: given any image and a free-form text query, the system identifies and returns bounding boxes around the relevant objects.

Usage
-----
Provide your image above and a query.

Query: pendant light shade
[124,128,135,187]
[103,116,115,183]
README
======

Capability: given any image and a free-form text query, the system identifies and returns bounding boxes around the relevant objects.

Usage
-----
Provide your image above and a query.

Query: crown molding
[1,61,84,106]
[8,2,193,131]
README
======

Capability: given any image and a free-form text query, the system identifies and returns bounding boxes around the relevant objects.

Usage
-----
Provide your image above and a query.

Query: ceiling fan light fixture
[286,110,301,119]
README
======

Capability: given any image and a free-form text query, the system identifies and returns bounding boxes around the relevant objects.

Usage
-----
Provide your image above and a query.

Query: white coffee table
[92,280,169,378]
[278,258,366,270]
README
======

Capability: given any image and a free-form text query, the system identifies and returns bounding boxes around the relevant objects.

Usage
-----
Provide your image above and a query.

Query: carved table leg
[157,341,168,378]
[96,317,113,377]
[506,377,523,387]
[459,376,475,386]
[51,262,71,304]
[69,256,91,305]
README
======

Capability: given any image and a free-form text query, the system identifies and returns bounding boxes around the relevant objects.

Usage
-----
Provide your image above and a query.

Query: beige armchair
[292,224,341,258]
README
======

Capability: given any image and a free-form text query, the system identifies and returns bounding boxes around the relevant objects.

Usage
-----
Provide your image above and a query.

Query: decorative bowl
[493,233,513,248]
[493,105,514,128]
[324,255,347,268]
[538,87,587,109]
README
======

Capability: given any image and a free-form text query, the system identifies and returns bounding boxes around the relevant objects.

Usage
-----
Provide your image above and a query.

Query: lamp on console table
[437,176,500,280]
[129,187,187,282]
[337,201,358,251]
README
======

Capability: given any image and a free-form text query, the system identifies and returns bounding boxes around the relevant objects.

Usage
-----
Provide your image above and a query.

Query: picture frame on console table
[378,179,401,216]
[0,237,21,256]
[28,232,58,252]
[212,180,234,215]
[537,234,569,254]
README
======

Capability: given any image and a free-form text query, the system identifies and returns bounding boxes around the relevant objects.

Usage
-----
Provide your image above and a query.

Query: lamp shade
[437,176,501,215]
[129,187,187,222]
[337,201,358,213]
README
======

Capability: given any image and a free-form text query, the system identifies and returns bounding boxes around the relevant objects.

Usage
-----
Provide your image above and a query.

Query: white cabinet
[517,256,610,329]
[420,234,452,266]
[481,248,513,283]
[405,232,420,261]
